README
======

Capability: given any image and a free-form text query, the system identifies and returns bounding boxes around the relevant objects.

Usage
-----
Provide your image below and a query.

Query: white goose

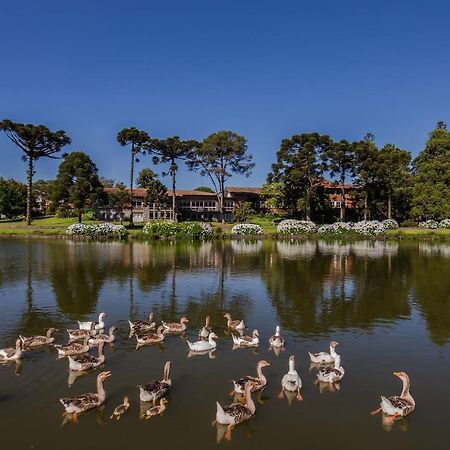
[371,372,415,418]
[279,355,303,400]
[198,316,212,339]
[187,332,218,352]
[0,339,23,361]
[316,354,345,384]
[78,312,106,332]
[269,326,285,348]
[232,329,259,347]
[308,341,339,364]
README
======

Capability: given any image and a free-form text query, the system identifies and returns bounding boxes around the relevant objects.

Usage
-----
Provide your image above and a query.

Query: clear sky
[1,0,449,189]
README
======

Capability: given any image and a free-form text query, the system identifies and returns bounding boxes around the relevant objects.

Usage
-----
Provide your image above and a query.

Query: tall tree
[117,127,149,225]
[353,134,379,220]
[0,120,71,224]
[0,178,28,219]
[411,122,450,220]
[137,168,169,217]
[268,133,332,220]
[147,136,198,221]
[323,139,356,221]
[187,130,253,222]
[52,151,104,223]
[375,144,411,219]
[260,181,286,213]
[108,182,132,225]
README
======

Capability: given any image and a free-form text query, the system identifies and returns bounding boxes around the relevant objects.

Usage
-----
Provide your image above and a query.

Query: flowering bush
[439,219,450,229]
[318,222,354,235]
[277,219,317,234]
[231,223,263,236]
[66,223,129,239]
[142,220,213,239]
[352,220,386,236]
[419,220,439,229]
[382,219,399,230]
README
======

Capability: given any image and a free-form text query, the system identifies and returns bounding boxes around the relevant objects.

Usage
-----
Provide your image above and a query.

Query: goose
[89,326,117,346]
[67,324,96,341]
[223,313,245,331]
[135,325,165,345]
[269,326,285,348]
[232,360,270,394]
[78,312,106,332]
[215,380,256,440]
[138,361,172,403]
[55,336,90,357]
[68,341,106,371]
[371,372,415,418]
[128,312,155,334]
[20,328,57,347]
[308,341,339,364]
[187,332,218,352]
[143,398,168,419]
[232,329,259,347]
[279,355,303,400]
[59,371,111,421]
[162,317,189,334]
[316,354,345,384]
[0,339,23,361]
[198,316,212,339]
[110,396,130,420]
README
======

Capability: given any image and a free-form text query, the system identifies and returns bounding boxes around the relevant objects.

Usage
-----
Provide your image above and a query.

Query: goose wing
[223,403,252,422]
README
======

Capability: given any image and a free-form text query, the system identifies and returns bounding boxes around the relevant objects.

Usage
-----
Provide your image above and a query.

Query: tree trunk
[364,190,368,221]
[340,176,346,221]
[26,156,34,225]
[171,166,177,222]
[129,145,135,225]
[220,178,225,223]
[387,190,392,219]
[78,210,82,223]
[305,187,311,221]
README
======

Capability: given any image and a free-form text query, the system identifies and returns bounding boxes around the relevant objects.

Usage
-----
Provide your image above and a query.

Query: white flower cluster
[276,219,317,234]
[439,219,450,229]
[352,220,386,236]
[382,219,399,230]
[318,222,353,235]
[419,220,439,229]
[231,223,263,236]
[66,222,129,239]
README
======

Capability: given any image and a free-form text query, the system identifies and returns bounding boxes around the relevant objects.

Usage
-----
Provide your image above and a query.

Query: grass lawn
[212,215,278,235]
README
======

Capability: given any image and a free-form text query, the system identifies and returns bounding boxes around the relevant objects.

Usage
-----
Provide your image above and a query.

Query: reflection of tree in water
[412,243,450,345]
[262,241,411,334]
[49,242,107,318]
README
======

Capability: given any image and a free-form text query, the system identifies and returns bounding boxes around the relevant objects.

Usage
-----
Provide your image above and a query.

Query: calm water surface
[0,239,449,449]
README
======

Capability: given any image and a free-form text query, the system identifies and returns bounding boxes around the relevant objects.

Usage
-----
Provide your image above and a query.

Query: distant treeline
[1,120,449,224]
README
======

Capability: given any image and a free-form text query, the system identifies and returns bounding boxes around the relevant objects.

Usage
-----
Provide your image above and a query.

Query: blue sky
[1,0,449,189]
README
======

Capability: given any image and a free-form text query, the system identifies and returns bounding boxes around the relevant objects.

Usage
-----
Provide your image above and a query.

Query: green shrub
[400,220,417,227]
[142,220,212,239]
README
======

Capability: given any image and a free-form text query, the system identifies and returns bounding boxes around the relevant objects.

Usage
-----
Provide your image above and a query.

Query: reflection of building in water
[318,241,352,256]
[231,240,263,254]
[418,243,450,257]
[276,241,317,259]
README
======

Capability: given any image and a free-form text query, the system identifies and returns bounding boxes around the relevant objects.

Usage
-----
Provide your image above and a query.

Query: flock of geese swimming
[0,311,415,439]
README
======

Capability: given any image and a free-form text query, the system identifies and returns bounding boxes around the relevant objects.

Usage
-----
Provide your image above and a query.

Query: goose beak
[393,372,401,378]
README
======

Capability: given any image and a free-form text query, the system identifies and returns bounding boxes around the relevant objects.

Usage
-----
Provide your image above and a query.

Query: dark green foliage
[136,168,169,212]
[194,186,214,193]
[233,201,255,222]
[52,151,104,223]
[188,130,254,222]
[108,182,132,224]
[0,119,71,224]
[0,178,27,218]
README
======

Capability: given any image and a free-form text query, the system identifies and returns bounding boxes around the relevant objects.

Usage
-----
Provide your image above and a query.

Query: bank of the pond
[1,216,450,241]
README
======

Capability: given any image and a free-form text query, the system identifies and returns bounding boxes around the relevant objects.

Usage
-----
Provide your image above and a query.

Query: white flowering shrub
[143,220,213,239]
[352,220,386,236]
[231,223,263,236]
[277,219,317,234]
[382,219,399,230]
[439,219,450,229]
[318,222,354,235]
[66,223,128,239]
[419,220,439,229]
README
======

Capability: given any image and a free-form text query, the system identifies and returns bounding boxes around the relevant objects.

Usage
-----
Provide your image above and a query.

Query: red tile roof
[226,187,262,194]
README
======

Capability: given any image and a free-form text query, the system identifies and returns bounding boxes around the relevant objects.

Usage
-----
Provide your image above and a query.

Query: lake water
[0,238,449,449]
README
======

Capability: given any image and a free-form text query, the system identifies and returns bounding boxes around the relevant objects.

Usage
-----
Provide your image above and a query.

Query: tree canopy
[0,119,71,224]
[0,178,27,219]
